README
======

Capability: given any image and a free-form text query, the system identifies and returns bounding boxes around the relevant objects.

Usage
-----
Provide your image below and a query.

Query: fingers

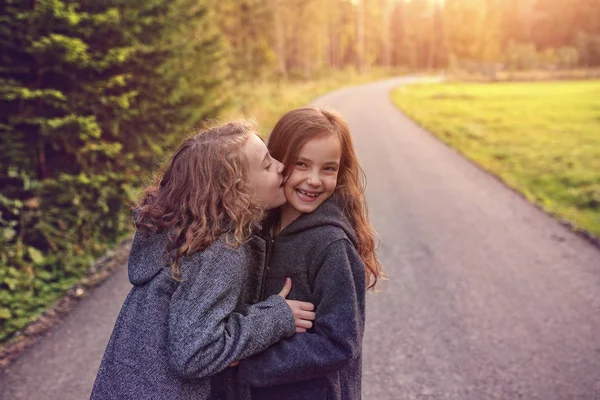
[294,318,313,330]
[277,277,292,299]
[286,300,314,311]
[283,297,316,333]
[298,310,316,321]
[296,301,315,312]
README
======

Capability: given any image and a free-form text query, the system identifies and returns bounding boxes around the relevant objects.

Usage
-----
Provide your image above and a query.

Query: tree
[0,0,228,340]
[212,0,276,81]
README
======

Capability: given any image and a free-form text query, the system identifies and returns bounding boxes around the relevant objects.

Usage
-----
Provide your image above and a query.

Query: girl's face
[283,134,342,215]
[244,132,286,210]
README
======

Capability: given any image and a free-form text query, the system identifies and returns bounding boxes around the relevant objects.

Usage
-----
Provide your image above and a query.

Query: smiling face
[244,132,286,210]
[281,133,342,222]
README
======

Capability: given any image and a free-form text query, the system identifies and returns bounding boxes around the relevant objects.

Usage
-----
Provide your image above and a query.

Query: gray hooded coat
[90,229,295,400]
[236,194,367,400]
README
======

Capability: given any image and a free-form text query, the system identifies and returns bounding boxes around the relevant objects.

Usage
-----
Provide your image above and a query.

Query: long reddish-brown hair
[135,121,264,280]
[268,106,383,290]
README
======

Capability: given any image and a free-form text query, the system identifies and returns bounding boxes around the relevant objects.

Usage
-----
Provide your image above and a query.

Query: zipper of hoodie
[260,233,275,300]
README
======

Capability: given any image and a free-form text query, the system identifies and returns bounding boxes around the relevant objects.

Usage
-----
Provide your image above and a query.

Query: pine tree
[0,0,228,340]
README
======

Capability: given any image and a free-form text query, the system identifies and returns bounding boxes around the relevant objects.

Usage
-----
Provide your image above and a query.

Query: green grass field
[391,80,600,239]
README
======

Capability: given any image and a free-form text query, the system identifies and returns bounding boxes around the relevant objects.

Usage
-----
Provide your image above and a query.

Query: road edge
[0,237,133,370]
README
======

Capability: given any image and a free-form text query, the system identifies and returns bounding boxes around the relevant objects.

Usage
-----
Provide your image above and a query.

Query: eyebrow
[297,156,339,166]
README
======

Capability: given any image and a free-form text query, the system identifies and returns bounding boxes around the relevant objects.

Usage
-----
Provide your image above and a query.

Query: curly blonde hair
[135,121,264,280]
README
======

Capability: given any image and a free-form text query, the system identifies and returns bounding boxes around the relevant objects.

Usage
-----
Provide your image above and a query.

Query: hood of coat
[276,191,358,247]
[127,229,170,286]
[127,210,170,286]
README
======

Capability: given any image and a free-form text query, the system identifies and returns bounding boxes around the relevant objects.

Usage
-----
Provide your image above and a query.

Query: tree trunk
[356,0,365,73]
[38,142,46,180]
[273,0,287,78]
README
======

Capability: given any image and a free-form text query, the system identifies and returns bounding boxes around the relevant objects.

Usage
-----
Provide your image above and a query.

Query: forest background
[1,0,599,342]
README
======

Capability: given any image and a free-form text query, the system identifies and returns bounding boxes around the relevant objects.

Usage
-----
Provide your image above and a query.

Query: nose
[307,170,320,187]
[276,160,284,174]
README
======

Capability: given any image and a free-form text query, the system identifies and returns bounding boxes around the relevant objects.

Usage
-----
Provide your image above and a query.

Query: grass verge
[391,80,600,239]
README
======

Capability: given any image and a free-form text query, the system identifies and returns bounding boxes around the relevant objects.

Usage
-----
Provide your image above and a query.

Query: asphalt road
[1,76,599,399]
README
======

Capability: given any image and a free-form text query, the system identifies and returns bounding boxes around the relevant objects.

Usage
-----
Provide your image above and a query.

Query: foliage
[210,0,600,79]
[504,42,580,70]
[385,0,600,72]
[576,32,600,67]
[0,0,227,342]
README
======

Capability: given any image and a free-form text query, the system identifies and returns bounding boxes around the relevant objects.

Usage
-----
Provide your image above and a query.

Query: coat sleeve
[167,244,296,380]
[237,239,367,387]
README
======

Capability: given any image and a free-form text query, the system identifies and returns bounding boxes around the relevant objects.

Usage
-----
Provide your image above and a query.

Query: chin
[294,202,318,213]
[268,200,286,210]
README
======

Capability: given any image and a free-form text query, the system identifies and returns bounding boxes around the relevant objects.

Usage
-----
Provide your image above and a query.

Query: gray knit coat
[89,229,295,400]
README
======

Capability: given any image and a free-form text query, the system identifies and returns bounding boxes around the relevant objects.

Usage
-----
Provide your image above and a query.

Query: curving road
[2,76,600,399]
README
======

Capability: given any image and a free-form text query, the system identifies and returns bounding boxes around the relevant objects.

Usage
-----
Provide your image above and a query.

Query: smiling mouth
[296,189,321,198]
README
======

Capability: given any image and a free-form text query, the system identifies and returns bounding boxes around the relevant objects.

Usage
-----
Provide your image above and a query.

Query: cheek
[325,175,338,191]
[271,175,281,190]
[283,181,294,194]
[283,180,297,198]
[284,170,303,186]
[247,172,259,194]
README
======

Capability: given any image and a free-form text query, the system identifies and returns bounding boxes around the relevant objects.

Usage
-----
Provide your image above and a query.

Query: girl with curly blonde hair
[90,121,315,400]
